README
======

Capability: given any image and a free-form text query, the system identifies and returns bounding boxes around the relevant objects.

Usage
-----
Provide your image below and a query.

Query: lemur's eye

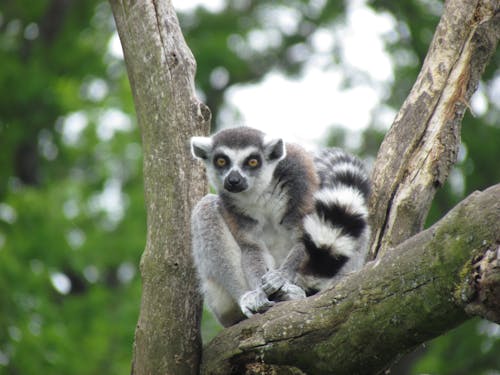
[215,157,227,167]
[247,158,259,168]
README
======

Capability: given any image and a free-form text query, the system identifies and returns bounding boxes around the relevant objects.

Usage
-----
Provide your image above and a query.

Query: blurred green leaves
[0,2,141,374]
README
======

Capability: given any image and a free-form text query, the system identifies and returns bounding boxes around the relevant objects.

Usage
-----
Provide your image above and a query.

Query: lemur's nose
[227,173,241,186]
[224,170,247,193]
[227,176,241,185]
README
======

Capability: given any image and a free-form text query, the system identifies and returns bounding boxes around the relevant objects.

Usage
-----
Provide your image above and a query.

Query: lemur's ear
[190,137,213,160]
[263,136,286,161]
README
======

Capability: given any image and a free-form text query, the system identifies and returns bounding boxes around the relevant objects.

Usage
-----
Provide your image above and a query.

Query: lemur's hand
[239,289,275,317]
[261,269,286,296]
[261,270,306,301]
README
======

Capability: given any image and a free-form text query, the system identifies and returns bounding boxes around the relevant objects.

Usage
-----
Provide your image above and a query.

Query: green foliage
[0,0,498,373]
[412,318,500,375]
[0,2,141,374]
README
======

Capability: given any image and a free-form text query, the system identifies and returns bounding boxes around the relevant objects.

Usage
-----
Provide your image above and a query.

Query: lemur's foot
[239,289,275,317]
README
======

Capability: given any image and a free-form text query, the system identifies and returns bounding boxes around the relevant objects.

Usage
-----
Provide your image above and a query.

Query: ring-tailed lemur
[190,127,370,327]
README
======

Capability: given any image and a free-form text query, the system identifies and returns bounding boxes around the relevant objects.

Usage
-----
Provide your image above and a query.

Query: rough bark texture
[202,185,500,375]
[369,0,500,259]
[109,1,210,374]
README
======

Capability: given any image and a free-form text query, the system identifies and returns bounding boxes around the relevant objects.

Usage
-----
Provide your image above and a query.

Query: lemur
[190,127,370,327]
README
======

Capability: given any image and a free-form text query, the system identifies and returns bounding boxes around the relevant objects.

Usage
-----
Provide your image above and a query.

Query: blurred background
[0,0,499,374]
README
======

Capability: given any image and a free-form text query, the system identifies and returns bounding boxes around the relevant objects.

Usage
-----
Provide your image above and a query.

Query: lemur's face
[208,146,267,194]
[190,128,286,195]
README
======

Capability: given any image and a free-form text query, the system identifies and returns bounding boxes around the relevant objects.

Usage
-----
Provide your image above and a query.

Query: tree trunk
[109,1,210,374]
[369,0,500,259]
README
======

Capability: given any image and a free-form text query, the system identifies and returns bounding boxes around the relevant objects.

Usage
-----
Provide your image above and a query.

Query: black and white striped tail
[302,148,370,278]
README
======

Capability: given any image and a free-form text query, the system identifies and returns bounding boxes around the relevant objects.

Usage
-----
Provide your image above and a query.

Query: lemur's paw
[276,282,306,301]
[239,289,275,318]
[261,270,287,296]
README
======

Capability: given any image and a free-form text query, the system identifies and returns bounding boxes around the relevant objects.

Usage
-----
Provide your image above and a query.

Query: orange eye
[216,157,227,167]
[247,158,259,168]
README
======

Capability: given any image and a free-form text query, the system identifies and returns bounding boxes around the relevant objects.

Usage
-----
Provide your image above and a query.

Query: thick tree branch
[202,185,500,375]
[369,0,499,259]
[109,0,210,374]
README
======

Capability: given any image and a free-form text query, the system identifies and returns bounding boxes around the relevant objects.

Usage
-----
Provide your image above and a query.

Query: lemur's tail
[302,148,371,278]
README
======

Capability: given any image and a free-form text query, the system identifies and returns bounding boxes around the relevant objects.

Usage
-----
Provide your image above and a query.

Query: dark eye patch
[243,154,262,169]
[213,153,230,169]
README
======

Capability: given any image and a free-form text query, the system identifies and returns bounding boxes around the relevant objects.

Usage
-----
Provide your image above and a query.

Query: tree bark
[202,185,500,375]
[109,1,210,374]
[369,0,499,259]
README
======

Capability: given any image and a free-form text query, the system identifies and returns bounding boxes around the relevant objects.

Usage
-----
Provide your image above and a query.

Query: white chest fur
[236,183,296,265]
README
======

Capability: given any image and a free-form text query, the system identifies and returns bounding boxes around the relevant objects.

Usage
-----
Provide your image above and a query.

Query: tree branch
[369,0,499,259]
[109,0,210,374]
[202,185,500,375]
